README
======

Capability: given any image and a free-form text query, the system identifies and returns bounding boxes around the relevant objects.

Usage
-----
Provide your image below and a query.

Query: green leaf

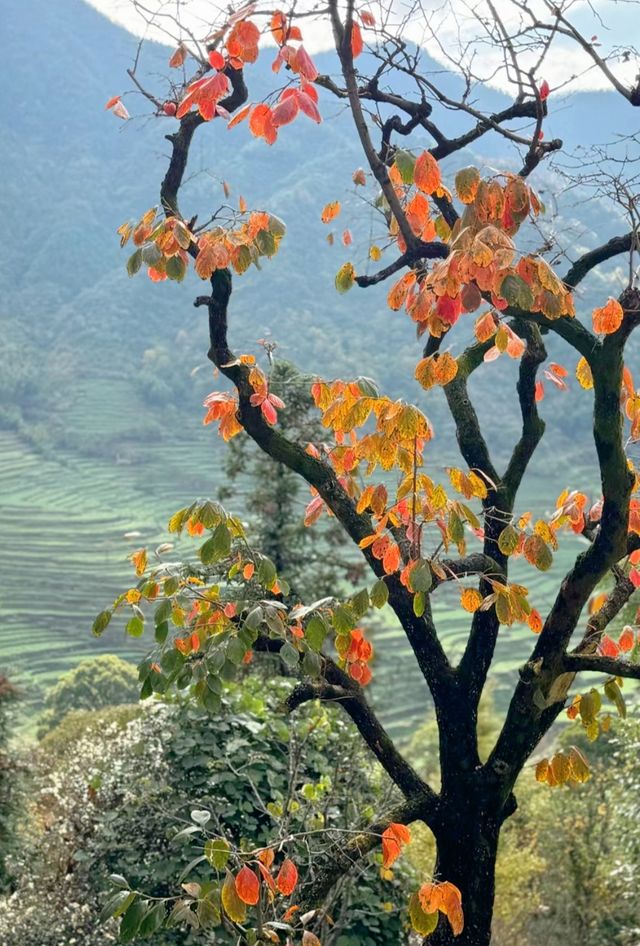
[280,641,300,669]
[126,615,144,638]
[305,615,327,652]
[333,604,355,634]
[499,273,534,311]
[226,637,247,666]
[200,523,232,564]
[109,874,130,889]
[370,579,389,608]
[498,524,519,556]
[138,902,166,936]
[204,837,231,870]
[197,897,221,928]
[255,229,277,257]
[257,557,277,589]
[100,890,135,923]
[413,591,425,617]
[394,150,416,185]
[408,892,439,936]
[302,649,321,677]
[350,587,370,618]
[92,609,112,637]
[120,899,149,942]
[166,254,186,282]
[126,248,143,276]
[409,560,432,594]
[155,620,169,644]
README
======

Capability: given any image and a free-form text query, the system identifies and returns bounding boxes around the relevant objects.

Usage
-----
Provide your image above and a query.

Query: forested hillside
[1,0,635,729]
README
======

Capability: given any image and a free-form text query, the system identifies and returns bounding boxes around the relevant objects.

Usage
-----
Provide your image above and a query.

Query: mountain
[0,0,634,731]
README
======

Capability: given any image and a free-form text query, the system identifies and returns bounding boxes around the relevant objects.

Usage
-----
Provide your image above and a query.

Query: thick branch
[160,66,247,217]
[355,241,449,288]
[563,654,640,680]
[502,323,547,500]
[285,664,433,801]
[562,232,635,289]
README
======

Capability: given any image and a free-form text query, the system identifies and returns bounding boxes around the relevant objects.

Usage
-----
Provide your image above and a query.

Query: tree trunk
[427,810,500,946]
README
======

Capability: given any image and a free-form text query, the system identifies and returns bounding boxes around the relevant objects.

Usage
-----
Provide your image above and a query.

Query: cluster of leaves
[95,498,384,709]
[118,204,286,285]
[534,746,590,787]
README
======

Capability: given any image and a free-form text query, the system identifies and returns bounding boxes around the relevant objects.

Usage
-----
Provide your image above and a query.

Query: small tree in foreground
[99,2,640,942]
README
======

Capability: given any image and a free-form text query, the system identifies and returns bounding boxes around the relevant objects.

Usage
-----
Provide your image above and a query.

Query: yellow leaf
[221,872,247,923]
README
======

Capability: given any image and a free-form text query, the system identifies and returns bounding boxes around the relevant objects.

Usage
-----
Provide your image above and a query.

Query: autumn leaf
[455,166,481,204]
[351,21,364,57]
[460,587,483,613]
[381,822,411,868]
[414,151,441,195]
[169,43,187,68]
[235,865,260,905]
[221,872,247,922]
[593,297,623,334]
[276,858,298,896]
[321,201,341,224]
[335,261,356,293]
[130,548,147,576]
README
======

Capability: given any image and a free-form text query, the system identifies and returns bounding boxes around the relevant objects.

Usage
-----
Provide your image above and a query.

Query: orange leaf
[276,858,299,896]
[169,43,187,68]
[460,587,483,613]
[228,103,252,129]
[235,865,260,905]
[130,548,148,576]
[414,151,441,195]
[593,297,623,335]
[321,201,341,224]
[381,822,411,868]
[528,608,543,633]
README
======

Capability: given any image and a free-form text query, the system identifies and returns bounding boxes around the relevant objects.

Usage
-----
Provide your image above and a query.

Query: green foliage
[0,682,408,946]
[36,654,139,738]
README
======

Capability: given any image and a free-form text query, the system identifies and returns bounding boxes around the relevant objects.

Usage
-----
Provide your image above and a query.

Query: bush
[0,681,409,946]
[36,654,139,738]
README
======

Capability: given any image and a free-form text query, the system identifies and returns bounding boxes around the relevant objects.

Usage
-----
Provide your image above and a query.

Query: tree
[99,2,640,943]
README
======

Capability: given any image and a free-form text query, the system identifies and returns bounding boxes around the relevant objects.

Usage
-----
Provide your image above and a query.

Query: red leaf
[235,865,260,905]
[539,79,550,101]
[599,634,620,658]
[631,568,640,588]
[276,858,299,896]
[208,50,225,70]
[619,626,635,653]
[296,90,322,123]
[272,94,299,128]
[351,22,364,57]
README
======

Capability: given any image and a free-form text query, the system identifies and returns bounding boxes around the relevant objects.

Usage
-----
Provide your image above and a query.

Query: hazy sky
[87,0,639,93]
